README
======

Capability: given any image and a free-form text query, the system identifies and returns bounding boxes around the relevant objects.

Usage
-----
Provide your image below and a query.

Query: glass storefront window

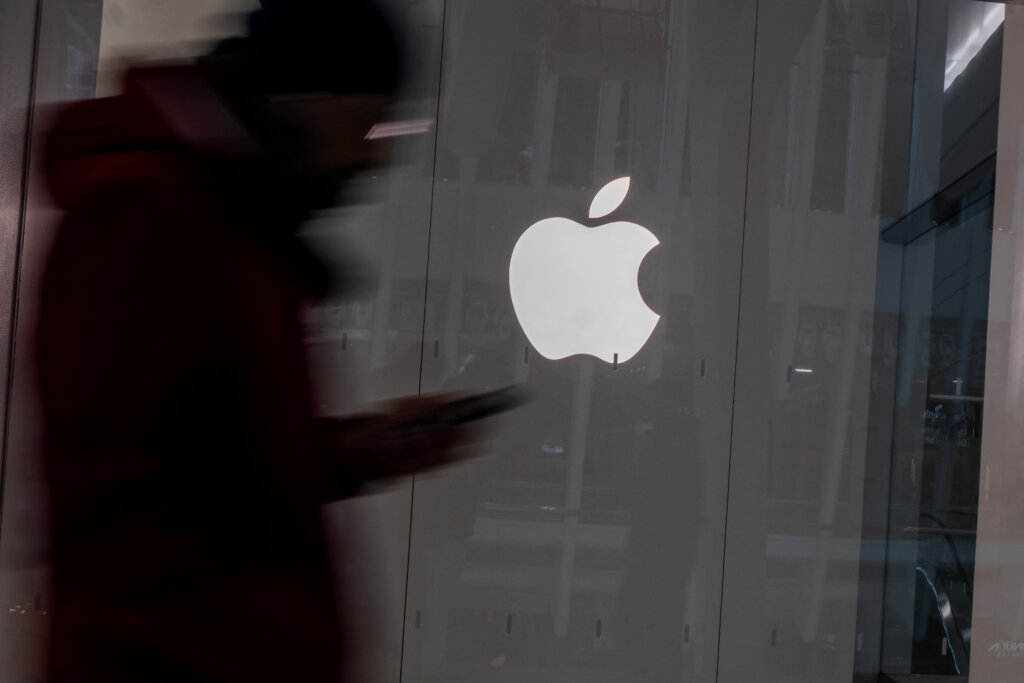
[3,2,1024,682]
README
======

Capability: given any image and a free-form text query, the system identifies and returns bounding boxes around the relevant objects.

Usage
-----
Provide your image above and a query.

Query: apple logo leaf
[588,177,631,219]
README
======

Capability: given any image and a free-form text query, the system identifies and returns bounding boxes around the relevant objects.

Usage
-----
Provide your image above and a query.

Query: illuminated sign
[508,177,660,364]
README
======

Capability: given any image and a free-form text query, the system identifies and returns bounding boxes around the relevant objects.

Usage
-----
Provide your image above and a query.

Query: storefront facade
[2,2,1023,682]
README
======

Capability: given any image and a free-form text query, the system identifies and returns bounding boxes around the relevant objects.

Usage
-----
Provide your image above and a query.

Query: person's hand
[320,393,485,493]
[371,394,481,478]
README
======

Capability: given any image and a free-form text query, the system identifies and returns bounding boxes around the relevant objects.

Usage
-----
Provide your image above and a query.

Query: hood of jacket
[44,65,331,297]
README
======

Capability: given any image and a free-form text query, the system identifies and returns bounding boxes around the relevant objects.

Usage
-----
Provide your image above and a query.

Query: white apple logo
[508,177,660,364]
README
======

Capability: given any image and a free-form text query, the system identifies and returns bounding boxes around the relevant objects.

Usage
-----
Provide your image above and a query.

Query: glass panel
[1,1,108,679]
[853,2,1004,682]
[0,0,49,679]
[720,1,903,681]
[403,1,756,681]
[878,173,993,680]
[9,2,1024,683]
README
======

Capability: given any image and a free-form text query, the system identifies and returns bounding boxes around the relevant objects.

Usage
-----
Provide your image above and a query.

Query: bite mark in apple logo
[508,177,660,364]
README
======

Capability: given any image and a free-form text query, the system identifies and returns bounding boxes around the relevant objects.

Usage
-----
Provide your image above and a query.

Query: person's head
[204,0,404,187]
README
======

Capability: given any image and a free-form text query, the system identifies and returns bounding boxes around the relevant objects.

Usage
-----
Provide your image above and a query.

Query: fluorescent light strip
[364,119,434,140]
[944,5,1004,91]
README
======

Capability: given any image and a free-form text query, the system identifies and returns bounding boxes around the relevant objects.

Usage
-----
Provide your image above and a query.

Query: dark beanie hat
[211,0,404,96]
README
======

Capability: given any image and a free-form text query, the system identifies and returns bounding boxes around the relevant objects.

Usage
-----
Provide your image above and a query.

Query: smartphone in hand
[398,385,532,429]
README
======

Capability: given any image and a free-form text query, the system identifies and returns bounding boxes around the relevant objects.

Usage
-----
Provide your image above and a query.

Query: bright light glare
[794,368,814,374]
[944,5,1004,91]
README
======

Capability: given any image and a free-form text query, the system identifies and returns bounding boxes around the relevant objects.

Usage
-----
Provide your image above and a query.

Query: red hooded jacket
[38,66,353,682]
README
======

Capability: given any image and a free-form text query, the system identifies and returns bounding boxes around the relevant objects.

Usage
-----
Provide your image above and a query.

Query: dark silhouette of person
[36,1,464,681]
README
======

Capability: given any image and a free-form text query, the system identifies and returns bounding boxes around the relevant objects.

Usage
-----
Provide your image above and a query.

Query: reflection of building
[547,0,666,83]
